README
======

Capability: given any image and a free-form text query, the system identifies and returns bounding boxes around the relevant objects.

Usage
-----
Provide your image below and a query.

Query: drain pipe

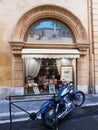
[87,0,95,93]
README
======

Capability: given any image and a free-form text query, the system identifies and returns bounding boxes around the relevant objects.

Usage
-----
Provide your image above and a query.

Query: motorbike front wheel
[73,91,85,107]
[42,106,57,128]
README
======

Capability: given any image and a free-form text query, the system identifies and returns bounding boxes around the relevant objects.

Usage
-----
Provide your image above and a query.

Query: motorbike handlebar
[66,82,74,90]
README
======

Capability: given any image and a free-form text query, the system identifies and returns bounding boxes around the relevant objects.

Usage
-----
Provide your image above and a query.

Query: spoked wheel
[73,91,85,107]
[42,106,57,128]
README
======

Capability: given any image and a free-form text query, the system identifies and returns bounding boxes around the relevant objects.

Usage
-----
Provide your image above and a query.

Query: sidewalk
[0,94,98,123]
[82,94,98,107]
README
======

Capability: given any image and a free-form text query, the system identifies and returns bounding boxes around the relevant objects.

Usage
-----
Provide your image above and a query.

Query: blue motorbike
[35,82,85,128]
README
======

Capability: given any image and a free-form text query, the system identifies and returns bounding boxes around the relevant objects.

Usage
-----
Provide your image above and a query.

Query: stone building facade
[0,0,97,99]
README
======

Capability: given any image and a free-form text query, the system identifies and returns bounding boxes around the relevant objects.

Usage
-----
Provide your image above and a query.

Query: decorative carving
[9,40,89,56]
[11,5,87,44]
[77,44,89,55]
[9,41,24,54]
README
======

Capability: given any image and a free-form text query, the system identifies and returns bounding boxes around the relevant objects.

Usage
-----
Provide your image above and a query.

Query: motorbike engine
[63,95,73,110]
[63,95,70,103]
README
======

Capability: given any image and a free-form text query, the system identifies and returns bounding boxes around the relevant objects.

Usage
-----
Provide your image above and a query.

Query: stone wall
[0,0,89,99]
[77,49,89,93]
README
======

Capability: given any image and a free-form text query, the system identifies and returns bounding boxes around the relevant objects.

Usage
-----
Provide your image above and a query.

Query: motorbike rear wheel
[73,91,85,107]
[42,106,57,128]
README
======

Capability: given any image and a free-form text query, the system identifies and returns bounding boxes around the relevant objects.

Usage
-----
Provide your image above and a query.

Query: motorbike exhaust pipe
[57,110,68,119]
[57,106,74,119]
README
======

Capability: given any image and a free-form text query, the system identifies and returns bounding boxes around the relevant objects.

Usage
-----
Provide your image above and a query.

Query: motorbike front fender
[73,90,85,95]
[70,89,85,98]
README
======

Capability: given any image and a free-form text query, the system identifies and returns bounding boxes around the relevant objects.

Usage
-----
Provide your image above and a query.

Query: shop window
[25,19,75,43]
[24,59,59,94]
[38,59,59,79]
[24,58,73,95]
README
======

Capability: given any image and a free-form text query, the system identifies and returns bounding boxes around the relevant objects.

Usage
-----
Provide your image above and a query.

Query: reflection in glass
[26,20,75,43]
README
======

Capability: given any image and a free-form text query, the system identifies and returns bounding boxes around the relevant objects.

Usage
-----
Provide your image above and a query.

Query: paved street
[0,94,98,130]
[0,105,98,130]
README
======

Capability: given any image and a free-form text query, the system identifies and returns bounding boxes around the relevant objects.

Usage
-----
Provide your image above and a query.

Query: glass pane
[26,20,75,43]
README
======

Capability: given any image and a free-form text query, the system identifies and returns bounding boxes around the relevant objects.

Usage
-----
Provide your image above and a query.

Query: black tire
[42,106,57,128]
[73,91,85,107]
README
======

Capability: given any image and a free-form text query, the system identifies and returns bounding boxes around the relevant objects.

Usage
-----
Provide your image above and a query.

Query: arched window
[25,19,75,43]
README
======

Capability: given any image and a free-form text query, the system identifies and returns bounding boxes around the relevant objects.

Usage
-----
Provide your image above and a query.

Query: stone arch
[11,5,87,44]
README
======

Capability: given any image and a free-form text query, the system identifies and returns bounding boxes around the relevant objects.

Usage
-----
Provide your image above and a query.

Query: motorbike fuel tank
[58,86,69,96]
